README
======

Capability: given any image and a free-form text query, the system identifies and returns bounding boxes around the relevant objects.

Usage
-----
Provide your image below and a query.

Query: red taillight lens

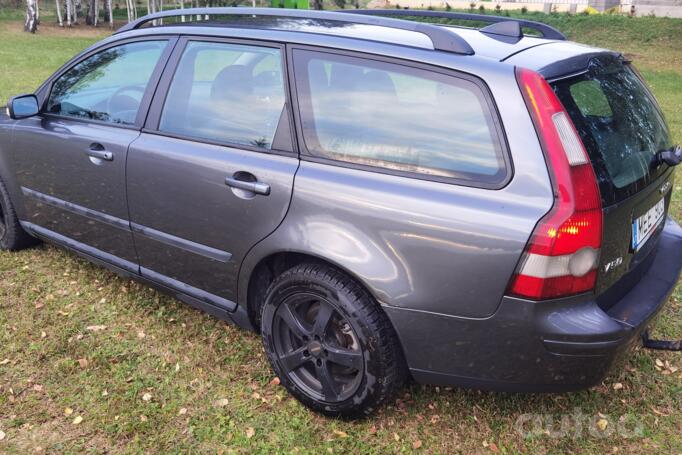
[508,68,603,300]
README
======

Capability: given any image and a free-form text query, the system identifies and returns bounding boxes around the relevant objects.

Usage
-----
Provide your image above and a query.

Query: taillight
[508,68,603,300]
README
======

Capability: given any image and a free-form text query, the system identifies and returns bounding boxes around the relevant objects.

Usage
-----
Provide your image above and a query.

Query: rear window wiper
[657,145,682,167]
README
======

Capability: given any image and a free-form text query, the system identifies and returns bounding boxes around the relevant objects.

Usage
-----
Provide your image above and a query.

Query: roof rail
[342,9,567,41]
[114,7,476,55]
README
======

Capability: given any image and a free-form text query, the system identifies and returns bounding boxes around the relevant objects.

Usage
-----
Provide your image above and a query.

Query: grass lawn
[1,12,681,454]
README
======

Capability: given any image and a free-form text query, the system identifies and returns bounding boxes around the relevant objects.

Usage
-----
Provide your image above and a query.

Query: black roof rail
[342,9,567,41]
[114,7,476,55]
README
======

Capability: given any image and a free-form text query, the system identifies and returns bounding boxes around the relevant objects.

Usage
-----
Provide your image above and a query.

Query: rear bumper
[384,217,682,392]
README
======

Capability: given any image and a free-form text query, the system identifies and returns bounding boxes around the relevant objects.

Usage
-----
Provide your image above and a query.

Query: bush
[521,6,527,14]
[584,6,599,15]
[445,2,451,10]
[478,4,485,12]
[495,3,501,12]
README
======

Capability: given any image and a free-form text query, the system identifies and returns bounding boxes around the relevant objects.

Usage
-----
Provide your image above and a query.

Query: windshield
[551,59,672,205]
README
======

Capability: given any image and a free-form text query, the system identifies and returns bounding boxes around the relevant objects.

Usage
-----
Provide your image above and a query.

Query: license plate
[632,198,665,251]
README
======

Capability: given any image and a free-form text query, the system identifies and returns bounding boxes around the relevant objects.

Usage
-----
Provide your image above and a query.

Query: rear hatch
[548,55,676,308]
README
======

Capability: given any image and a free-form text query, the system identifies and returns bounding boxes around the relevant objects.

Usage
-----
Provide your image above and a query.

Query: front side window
[158,41,286,150]
[293,50,507,185]
[47,40,167,125]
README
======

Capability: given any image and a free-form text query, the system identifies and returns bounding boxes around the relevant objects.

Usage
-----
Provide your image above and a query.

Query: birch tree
[56,0,64,26]
[24,0,37,33]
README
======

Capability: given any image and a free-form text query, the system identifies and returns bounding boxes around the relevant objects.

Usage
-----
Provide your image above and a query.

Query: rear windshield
[551,59,672,205]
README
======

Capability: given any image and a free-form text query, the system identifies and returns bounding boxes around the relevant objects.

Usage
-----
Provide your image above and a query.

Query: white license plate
[632,198,665,251]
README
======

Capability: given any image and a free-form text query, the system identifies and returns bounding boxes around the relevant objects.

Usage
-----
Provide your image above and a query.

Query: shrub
[584,6,599,15]
[521,6,527,13]
[478,4,485,12]
[445,2,451,10]
[495,3,501,12]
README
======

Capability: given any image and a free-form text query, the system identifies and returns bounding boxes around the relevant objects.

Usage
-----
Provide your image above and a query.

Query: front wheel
[261,263,406,418]
[0,177,38,251]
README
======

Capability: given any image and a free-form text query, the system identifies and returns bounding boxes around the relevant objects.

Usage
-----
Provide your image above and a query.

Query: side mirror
[7,94,39,120]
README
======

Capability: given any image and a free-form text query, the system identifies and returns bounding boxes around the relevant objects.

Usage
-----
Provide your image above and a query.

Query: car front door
[10,38,175,271]
[126,38,298,308]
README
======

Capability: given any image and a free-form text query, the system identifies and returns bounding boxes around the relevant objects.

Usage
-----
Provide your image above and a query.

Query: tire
[0,177,38,251]
[261,263,406,418]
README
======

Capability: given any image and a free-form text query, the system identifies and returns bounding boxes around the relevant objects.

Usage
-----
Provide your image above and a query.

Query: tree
[24,0,37,32]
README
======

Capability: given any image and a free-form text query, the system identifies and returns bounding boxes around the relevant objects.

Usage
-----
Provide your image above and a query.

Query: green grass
[1,12,681,454]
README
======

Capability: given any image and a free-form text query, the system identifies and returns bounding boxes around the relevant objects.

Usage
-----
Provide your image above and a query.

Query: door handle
[225,176,271,196]
[86,143,113,162]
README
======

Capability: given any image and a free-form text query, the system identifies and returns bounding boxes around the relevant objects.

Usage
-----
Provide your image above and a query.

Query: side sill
[20,221,246,323]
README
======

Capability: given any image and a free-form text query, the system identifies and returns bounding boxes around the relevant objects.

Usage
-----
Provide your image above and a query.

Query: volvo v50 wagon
[2,8,681,417]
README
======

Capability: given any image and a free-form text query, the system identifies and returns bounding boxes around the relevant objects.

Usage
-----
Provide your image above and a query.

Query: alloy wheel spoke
[279,345,310,372]
[315,360,339,401]
[324,345,363,370]
[312,302,334,337]
[277,303,312,341]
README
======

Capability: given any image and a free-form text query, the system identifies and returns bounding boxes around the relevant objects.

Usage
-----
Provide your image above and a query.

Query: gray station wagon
[1,8,681,417]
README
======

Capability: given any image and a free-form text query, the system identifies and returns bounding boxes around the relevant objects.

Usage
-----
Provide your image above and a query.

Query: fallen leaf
[175,363,180,373]
[333,430,348,439]
[98,298,107,304]
[0,430,5,441]
[40,331,47,339]
[214,398,229,407]
[178,408,187,416]
[86,325,107,332]
[72,416,83,425]
[412,439,422,449]
[35,302,44,309]
[137,331,146,339]
[64,407,73,416]
[269,377,281,387]
[32,384,43,392]
[655,358,664,367]
[78,358,88,369]
[140,415,148,422]
[368,425,377,435]
[489,442,500,453]
[251,392,261,400]
[613,383,623,390]
[142,393,152,402]
[246,427,255,439]
[596,418,608,432]
[393,433,400,442]
[102,390,108,397]
[0,359,9,365]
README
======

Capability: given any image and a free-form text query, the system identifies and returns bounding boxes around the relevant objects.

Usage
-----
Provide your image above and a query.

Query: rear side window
[552,60,672,203]
[159,41,285,150]
[293,50,507,186]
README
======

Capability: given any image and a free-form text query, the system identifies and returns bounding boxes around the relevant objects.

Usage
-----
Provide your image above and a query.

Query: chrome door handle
[225,177,271,196]
[86,144,113,161]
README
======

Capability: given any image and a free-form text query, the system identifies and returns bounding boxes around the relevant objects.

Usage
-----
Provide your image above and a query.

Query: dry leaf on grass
[269,377,281,387]
[78,358,88,369]
[64,407,73,416]
[333,430,348,439]
[214,398,229,407]
[412,439,422,449]
[142,393,152,402]
[0,359,9,365]
[596,418,608,431]
[246,427,255,439]
[613,383,623,390]
[178,408,187,416]
[137,331,146,339]
[86,325,107,332]
[72,416,83,425]
[0,430,5,441]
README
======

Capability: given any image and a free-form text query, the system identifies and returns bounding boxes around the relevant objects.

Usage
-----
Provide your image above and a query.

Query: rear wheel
[261,263,405,418]
[0,177,38,251]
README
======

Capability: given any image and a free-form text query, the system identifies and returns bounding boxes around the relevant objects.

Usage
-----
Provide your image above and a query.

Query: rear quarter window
[292,49,508,187]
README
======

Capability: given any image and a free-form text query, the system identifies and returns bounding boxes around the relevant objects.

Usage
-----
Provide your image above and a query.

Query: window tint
[553,61,672,199]
[159,42,285,150]
[293,50,506,184]
[47,41,167,125]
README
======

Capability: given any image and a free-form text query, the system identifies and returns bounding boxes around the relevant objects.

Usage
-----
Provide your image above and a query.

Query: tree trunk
[108,0,113,27]
[56,0,64,26]
[66,0,73,27]
[24,0,37,32]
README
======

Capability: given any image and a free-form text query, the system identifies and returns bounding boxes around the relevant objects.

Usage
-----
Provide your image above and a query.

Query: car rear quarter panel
[240,61,554,319]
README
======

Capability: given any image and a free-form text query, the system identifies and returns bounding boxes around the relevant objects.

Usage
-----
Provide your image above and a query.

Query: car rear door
[549,55,677,306]
[9,38,175,270]
[126,37,298,309]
